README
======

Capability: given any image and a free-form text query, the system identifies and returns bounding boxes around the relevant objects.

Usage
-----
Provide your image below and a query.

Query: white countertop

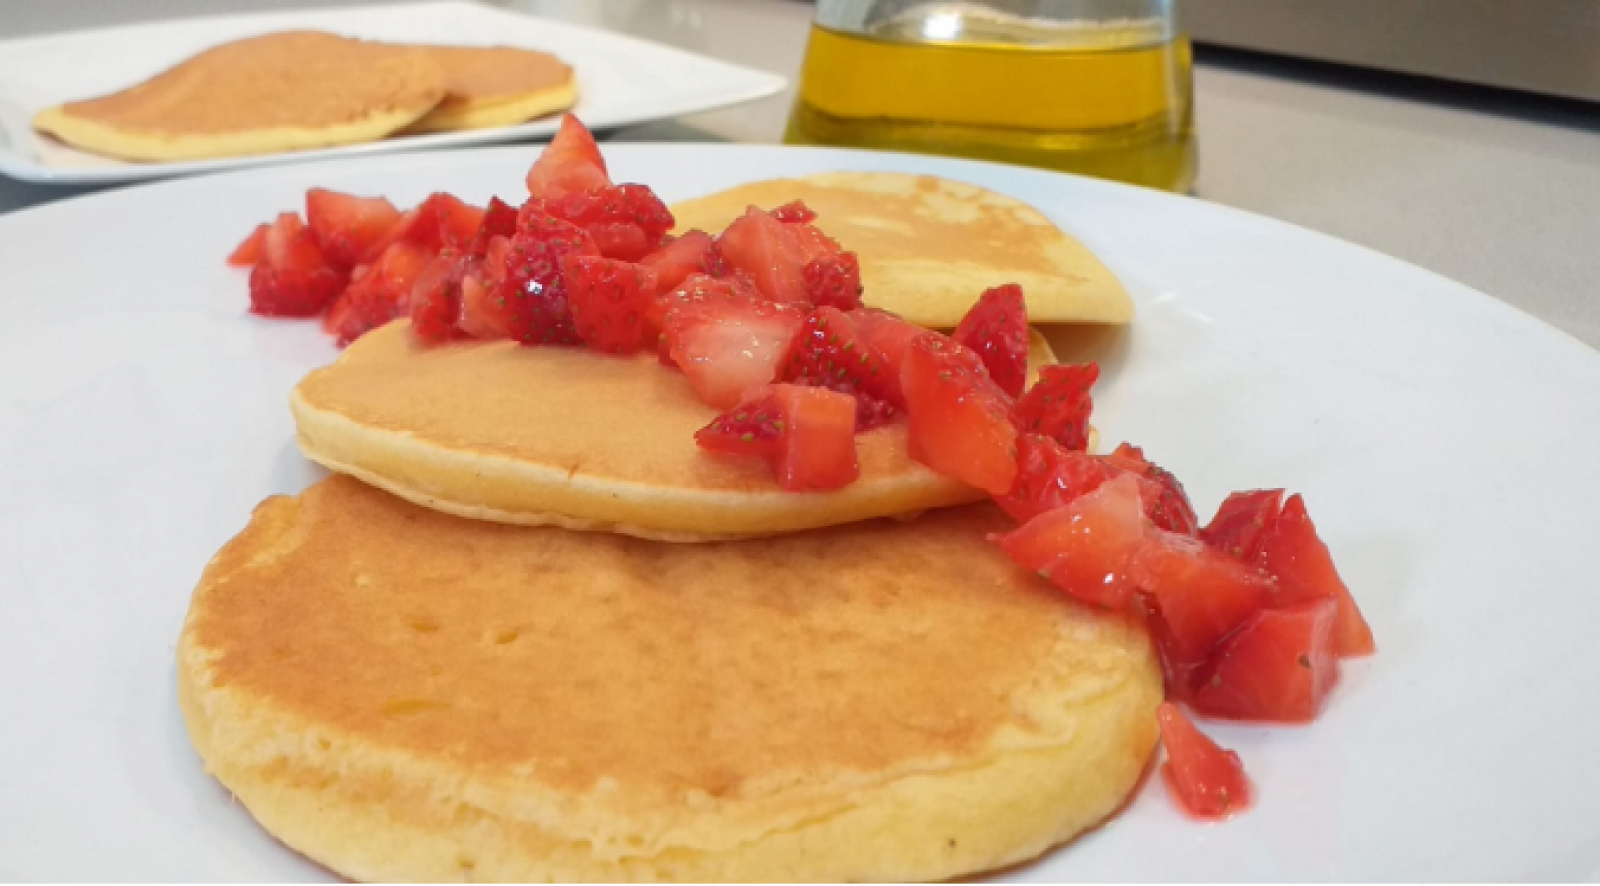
[4,0,1597,349]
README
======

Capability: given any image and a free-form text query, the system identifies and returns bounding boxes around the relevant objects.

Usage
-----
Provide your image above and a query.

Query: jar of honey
[785,0,1197,192]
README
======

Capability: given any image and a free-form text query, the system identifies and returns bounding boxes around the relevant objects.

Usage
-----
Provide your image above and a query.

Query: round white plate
[2,145,1597,881]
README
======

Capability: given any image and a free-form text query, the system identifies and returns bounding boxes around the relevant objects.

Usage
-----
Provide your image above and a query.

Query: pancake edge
[403,79,578,134]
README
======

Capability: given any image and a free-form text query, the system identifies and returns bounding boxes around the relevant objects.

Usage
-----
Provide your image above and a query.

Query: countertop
[3,0,1597,349]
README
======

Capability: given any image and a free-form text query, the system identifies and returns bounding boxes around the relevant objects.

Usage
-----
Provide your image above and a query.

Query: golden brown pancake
[32,31,445,162]
[670,172,1134,328]
[289,320,1057,541]
[402,46,577,134]
[177,476,1162,882]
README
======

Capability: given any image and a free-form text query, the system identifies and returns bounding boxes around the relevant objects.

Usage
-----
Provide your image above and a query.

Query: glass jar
[784,0,1197,192]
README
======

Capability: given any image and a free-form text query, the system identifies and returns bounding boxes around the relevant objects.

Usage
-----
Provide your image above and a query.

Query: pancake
[289,320,1057,541]
[177,476,1162,882]
[32,31,445,162]
[669,172,1134,328]
[402,46,577,134]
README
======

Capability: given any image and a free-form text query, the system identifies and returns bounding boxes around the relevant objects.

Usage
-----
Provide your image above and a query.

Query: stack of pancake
[176,173,1160,881]
[33,31,577,162]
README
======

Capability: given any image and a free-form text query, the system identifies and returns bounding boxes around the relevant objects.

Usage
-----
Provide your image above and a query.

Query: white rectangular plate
[0,1,786,185]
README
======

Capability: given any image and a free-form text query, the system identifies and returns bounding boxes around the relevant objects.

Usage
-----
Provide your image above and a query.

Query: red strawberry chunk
[695,384,859,491]
[953,283,1029,397]
[305,188,401,270]
[324,239,434,345]
[228,223,268,267]
[662,290,805,409]
[475,210,600,345]
[995,434,1124,523]
[525,114,611,200]
[647,273,760,340]
[780,306,900,428]
[1013,362,1098,451]
[562,255,659,354]
[409,250,464,344]
[1131,531,1275,662]
[471,197,519,257]
[641,230,714,294]
[801,252,864,311]
[1191,598,1342,724]
[431,193,486,250]
[996,473,1147,609]
[785,221,842,262]
[716,207,809,303]
[850,308,928,369]
[1106,443,1200,536]
[900,334,1018,494]
[1254,494,1375,657]
[248,266,342,318]
[1201,489,1286,560]
[1157,702,1251,819]
[262,212,327,273]
[545,183,675,263]
[769,200,817,224]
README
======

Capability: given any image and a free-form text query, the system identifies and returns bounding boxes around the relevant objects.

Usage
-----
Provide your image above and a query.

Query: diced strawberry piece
[780,306,900,428]
[640,229,714,294]
[769,200,817,224]
[1014,362,1097,451]
[1254,494,1375,657]
[1191,599,1341,724]
[408,249,482,345]
[248,266,342,318]
[525,114,611,200]
[995,434,1124,523]
[1157,702,1251,819]
[1201,489,1286,560]
[471,197,519,257]
[477,210,601,345]
[695,385,859,490]
[702,239,734,278]
[228,223,268,267]
[1106,443,1200,536]
[663,290,805,408]
[850,308,928,369]
[262,212,327,273]
[323,240,434,345]
[995,473,1146,609]
[900,334,1018,494]
[562,255,658,354]
[953,283,1029,397]
[458,239,513,340]
[785,221,843,262]
[432,193,485,250]
[646,273,760,340]
[716,207,809,303]
[801,252,864,311]
[305,188,401,270]
[1131,531,1275,661]
[544,183,675,263]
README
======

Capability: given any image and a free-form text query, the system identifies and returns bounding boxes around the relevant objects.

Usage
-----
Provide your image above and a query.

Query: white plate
[2,144,1598,881]
[0,2,784,185]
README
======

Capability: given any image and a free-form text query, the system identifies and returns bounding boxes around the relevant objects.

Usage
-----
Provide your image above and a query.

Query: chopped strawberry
[995,434,1123,523]
[769,200,817,224]
[1013,362,1098,451]
[458,237,513,340]
[702,239,734,278]
[409,250,463,344]
[475,210,600,345]
[995,473,1146,609]
[471,197,519,257]
[227,223,268,267]
[1131,531,1275,662]
[953,283,1029,397]
[262,212,326,273]
[323,239,433,345]
[562,255,658,354]
[1191,599,1341,724]
[850,308,929,369]
[801,252,864,311]
[780,306,900,428]
[900,334,1018,494]
[716,207,809,303]
[662,289,805,408]
[544,183,675,263]
[431,193,485,250]
[1254,494,1375,657]
[525,113,611,200]
[1106,443,1200,536]
[641,229,714,294]
[1201,489,1286,560]
[1157,702,1251,819]
[785,221,843,262]
[305,188,401,270]
[647,273,760,340]
[248,265,342,317]
[696,385,859,490]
